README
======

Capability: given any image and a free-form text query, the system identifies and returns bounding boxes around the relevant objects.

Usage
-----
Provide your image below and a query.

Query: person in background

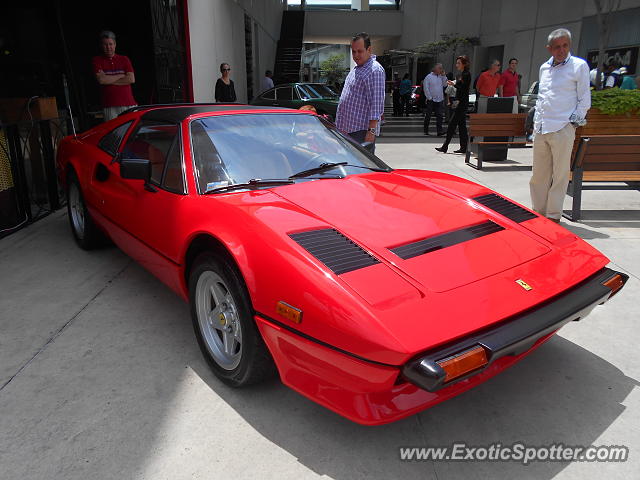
[604,62,623,89]
[392,73,401,116]
[92,30,137,122]
[215,63,236,102]
[498,58,521,101]
[261,70,274,94]
[335,32,385,153]
[435,55,471,154]
[399,73,412,116]
[422,63,447,136]
[476,59,502,97]
[619,67,637,89]
[529,28,590,223]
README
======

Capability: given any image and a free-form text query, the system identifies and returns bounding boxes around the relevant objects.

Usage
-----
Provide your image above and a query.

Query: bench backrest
[572,135,640,171]
[571,111,640,159]
[468,113,527,137]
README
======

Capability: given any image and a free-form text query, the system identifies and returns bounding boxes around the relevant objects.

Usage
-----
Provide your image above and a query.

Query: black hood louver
[289,228,379,275]
[473,193,537,223]
[390,221,504,260]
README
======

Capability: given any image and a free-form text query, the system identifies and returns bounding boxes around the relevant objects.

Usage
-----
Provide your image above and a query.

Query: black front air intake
[473,193,537,223]
[390,221,505,260]
[289,228,379,275]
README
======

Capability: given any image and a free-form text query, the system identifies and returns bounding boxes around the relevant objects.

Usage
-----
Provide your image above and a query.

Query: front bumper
[402,267,628,392]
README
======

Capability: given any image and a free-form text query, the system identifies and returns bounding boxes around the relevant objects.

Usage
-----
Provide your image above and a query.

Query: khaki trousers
[529,123,576,220]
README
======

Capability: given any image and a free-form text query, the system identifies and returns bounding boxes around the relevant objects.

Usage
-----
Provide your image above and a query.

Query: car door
[275,86,297,109]
[93,119,187,284]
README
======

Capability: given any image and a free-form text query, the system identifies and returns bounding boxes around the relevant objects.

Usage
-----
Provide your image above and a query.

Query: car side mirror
[120,158,156,192]
[120,158,151,181]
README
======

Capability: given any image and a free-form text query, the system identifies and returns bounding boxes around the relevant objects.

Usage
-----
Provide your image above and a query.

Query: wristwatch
[367,128,376,136]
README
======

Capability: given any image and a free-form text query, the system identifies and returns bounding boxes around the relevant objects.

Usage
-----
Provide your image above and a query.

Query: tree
[320,54,347,86]
[417,34,480,72]
[593,0,622,90]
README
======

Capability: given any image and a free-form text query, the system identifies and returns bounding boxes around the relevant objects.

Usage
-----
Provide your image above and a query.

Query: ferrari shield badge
[516,279,533,291]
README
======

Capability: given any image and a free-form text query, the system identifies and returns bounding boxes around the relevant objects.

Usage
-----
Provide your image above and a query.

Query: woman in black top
[215,63,236,102]
[436,55,471,154]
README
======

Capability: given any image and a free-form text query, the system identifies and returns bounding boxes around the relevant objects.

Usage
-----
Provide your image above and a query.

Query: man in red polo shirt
[476,59,502,97]
[498,58,521,101]
[92,31,137,122]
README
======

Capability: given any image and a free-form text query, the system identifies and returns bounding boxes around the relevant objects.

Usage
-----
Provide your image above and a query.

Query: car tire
[66,170,102,250]
[189,252,276,387]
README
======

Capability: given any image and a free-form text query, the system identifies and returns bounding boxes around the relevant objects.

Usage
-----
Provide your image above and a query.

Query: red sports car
[57,104,627,425]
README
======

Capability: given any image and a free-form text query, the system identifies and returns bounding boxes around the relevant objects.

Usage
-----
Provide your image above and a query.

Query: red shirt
[499,70,520,97]
[92,54,137,107]
[476,71,501,97]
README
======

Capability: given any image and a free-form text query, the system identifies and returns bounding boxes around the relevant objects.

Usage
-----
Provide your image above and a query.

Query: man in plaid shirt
[336,32,386,153]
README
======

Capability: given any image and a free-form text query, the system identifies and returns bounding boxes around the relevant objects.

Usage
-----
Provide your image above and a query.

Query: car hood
[273,171,550,293]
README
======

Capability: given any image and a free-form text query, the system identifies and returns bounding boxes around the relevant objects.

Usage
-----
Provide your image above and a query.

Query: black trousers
[400,93,411,115]
[442,101,468,151]
[423,100,444,134]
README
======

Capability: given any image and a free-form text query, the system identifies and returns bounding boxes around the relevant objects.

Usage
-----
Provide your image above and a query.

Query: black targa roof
[132,104,290,123]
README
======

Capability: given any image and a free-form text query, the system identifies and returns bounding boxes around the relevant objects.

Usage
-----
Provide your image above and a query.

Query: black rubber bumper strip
[402,267,628,392]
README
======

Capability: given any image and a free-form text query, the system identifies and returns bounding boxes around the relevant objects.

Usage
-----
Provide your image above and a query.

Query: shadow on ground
[192,334,638,479]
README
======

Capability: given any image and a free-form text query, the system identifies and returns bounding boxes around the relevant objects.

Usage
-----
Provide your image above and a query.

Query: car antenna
[62,74,77,138]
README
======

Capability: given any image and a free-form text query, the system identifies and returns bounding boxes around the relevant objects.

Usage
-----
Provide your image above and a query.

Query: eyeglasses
[222,68,231,71]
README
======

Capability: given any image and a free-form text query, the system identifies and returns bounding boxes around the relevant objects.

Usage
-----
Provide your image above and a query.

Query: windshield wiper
[289,162,348,178]
[204,178,294,194]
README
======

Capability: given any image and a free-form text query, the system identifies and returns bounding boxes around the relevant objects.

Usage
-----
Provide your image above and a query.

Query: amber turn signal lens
[437,346,489,383]
[603,274,625,298]
[276,301,303,324]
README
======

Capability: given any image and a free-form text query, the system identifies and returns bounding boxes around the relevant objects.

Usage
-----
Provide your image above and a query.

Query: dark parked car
[251,83,339,120]
[520,81,538,112]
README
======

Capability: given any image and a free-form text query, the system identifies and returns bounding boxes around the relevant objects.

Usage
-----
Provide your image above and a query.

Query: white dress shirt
[534,54,591,134]
[422,72,448,102]
[260,76,274,93]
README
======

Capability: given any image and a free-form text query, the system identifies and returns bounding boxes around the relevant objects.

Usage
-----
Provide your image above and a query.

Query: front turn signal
[603,274,625,299]
[437,345,489,384]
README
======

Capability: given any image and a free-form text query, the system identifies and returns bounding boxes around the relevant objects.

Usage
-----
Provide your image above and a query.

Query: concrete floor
[1,113,639,479]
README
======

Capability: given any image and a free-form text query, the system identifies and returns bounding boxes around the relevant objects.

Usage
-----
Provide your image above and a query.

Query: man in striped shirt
[336,32,386,154]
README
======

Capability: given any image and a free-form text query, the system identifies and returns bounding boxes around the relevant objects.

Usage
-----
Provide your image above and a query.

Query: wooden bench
[464,113,528,170]
[565,135,640,221]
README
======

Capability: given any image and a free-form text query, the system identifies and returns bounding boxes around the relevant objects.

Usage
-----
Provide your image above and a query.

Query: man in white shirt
[422,63,448,136]
[260,70,274,94]
[530,28,590,223]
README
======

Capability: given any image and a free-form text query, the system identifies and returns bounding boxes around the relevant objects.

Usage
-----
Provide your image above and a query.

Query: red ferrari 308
[57,104,627,425]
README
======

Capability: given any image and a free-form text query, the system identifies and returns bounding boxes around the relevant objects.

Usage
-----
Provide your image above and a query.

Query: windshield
[190,113,390,193]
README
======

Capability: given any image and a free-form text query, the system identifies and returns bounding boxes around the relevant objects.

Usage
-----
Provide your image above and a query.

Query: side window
[162,136,185,193]
[277,87,293,100]
[98,121,132,156]
[262,89,275,100]
[120,121,179,186]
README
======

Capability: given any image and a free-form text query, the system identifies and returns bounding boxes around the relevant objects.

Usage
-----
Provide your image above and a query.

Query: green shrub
[591,88,640,115]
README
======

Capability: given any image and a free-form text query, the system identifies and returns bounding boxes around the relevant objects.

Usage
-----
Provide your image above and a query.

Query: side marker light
[276,301,303,324]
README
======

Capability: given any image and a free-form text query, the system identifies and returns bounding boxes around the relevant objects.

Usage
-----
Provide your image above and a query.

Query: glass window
[162,136,185,193]
[297,85,319,100]
[98,121,132,156]
[276,87,293,100]
[307,84,338,98]
[190,113,391,194]
[121,121,179,185]
[261,89,275,100]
